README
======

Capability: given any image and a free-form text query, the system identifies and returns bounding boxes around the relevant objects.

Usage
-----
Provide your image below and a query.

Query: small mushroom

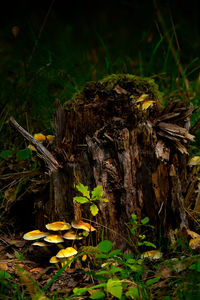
[71,220,96,232]
[33,133,46,142]
[141,250,163,260]
[45,221,71,231]
[56,247,78,268]
[63,230,83,240]
[44,234,64,244]
[49,256,60,264]
[32,241,49,247]
[23,230,49,241]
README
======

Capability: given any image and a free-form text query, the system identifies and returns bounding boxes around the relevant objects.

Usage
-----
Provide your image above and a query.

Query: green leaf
[90,204,99,216]
[92,186,103,200]
[73,196,89,204]
[16,149,31,160]
[0,271,12,279]
[101,198,109,202]
[73,287,88,296]
[189,261,200,272]
[125,287,140,299]
[109,266,122,273]
[98,240,113,253]
[146,277,160,286]
[0,150,13,159]
[127,264,143,272]
[107,278,122,299]
[90,291,105,299]
[141,217,149,225]
[108,249,123,257]
[76,183,90,198]
[143,241,156,248]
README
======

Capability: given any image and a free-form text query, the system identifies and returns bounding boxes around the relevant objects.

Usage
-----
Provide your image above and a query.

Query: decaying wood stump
[42,74,195,250]
[9,74,196,250]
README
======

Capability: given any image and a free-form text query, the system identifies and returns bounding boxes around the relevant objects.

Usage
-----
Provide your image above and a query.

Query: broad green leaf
[16,149,31,160]
[0,150,13,159]
[73,196,89,204]
[125,287,139,299]
[108,249,123,257]
[90,291,105,299]
[107,278,122,299]
[141,217,149,225]
[90,204,99,216]
[73,287,88,296]
[98,240,113,253]
[109,266,122,273]
[76,183,90,198]
[95,253,108,259]
[146,277,160,286]
[92,186,103,200]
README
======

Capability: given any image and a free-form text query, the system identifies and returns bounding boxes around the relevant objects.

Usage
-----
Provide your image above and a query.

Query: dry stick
[153,0,190,97]
[10,117,61,174]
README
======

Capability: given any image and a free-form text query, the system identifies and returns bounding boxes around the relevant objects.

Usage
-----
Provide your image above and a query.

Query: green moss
[64,73,162,109]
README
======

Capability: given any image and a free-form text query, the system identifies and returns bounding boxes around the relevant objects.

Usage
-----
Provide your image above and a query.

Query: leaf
[90,204,99,216]
[108,249,123,257]
[188,156,200,166]
[141,217,149,225]
[189,261,200,272]
[98,240,113,253]
[125,287,140,299]
[189,237,200,250]
[90,291,105,299]
[73,196,89,204]
[16,149,31,160]
[101,198,109,202]
[92,186,103,200]
[136,94,148,103]
[107,278,122,299]
[0,271,11,279]
[146,277,160,286]
[0,150,13,159]
[76,183,90,198]
[142,241,156,248]
[141,100,155,110]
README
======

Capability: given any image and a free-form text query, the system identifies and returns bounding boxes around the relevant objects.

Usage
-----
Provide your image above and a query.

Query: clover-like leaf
[74,196,90,204]
[76,183,90,198]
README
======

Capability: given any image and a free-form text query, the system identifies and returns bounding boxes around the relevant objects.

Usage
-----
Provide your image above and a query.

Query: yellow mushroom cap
[28,145,36,151]
[141,250,163,260]
[71,220,96,232]
[23,230,49,241]
[56,247,77,258]
[63,230,83,240]
[44,234,64,244]
[46,135,55,142]
[49,256,60,264]
[45,221,71,231]
[32,241,49,247]
[33,133,46,142]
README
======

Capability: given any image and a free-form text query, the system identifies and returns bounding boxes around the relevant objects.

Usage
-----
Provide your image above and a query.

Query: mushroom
[63,230,83,240]
[44,234,64,244]
[32,241,49,247]
[56,247,78,268]
[33,133,46,142]
[45,221,71,231]
[71,220,96,232]
[23,230,49,241]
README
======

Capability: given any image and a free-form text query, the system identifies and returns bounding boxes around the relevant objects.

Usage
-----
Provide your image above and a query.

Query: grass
[1,1,200,298]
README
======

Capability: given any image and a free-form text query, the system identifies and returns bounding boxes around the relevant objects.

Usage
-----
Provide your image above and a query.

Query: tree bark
[44,74,194,250]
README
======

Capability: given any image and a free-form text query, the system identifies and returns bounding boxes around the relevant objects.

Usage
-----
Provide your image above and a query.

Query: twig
[9,116,61,174]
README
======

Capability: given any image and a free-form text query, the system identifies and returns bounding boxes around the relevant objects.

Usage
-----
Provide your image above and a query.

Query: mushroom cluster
[23,220,96,268]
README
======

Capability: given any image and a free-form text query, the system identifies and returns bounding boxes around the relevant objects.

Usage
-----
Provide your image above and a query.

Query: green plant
[125,214,156,253]
[74,183,108,216]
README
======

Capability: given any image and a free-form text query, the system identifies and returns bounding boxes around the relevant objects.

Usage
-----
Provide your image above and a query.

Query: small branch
[10,116,62,174]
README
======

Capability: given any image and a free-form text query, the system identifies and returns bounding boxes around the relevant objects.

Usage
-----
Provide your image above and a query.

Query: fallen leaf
[114,84,128,94]
[186,229,200,239]
[189,237,200,250]
[30,267,44,274]
[0,262,8,271]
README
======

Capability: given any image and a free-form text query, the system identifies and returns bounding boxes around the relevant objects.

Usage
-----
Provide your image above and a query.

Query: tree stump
[41,74,194,250]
